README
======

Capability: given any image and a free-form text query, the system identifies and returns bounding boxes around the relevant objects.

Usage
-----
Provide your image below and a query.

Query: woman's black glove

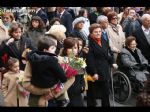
[139,64,147,71]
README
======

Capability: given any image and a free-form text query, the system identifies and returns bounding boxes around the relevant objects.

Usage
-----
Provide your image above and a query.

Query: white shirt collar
[60,10,65,17]
[142,25,150,32]
[102,29,107,33]
[36,8,41,14]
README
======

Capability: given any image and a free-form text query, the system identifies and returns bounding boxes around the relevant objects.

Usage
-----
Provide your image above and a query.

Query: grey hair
[97,15,108,23]
[141,14,150,21]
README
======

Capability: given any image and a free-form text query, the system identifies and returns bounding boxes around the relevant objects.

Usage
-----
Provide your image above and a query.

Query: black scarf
[126,47,141,64]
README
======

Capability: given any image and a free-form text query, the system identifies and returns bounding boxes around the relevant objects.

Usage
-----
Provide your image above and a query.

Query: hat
[72,17,85,28]
[46,24,66,34]
[45,24,66,41]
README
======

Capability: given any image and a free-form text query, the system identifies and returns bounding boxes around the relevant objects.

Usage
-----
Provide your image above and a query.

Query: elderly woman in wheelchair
[112,36,150,104]
[120,36,150,89]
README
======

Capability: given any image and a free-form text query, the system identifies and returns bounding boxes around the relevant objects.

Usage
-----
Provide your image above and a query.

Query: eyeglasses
[112,17,118,20]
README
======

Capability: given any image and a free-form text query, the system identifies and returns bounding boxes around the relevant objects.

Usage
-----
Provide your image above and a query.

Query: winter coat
[24,28,46,48]
[27,50,67,88]
[107,24,125,60]
[122,18,141,37]
[1,71,28,107]
[68,75,85,97]
[67,74,85,107]
[86,36,114,81]
[107,24,125,51]
[120,47,149,82]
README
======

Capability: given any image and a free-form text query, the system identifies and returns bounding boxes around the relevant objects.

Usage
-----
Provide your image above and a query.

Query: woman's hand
[112,64,118,69]
[112,47,120,53]
[44,91,54,100]
[92,74,99,81]
[82,47,89,54]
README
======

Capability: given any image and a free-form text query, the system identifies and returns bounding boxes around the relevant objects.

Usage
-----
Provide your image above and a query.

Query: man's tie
[102,32,108,42]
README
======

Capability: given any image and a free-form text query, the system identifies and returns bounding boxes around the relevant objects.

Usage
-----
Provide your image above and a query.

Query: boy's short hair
[37,36,56,51]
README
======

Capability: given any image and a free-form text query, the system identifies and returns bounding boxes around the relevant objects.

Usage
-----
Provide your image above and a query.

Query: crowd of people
[0,7,150,107]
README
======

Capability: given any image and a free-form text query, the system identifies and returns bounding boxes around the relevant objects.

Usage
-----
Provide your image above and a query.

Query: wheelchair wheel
[112,71,132,104]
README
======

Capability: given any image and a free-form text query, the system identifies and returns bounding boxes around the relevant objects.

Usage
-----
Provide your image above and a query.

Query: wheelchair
[112,57,150,104]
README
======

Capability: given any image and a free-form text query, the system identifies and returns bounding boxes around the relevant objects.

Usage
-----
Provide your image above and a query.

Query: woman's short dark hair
[107,11,117,23]
[102,7,113,16]
[72,37,80,49]
[37,36,56,51]
[125,36,136,46]
[49,17,61,26]
[29,16,46,32]
[61,37,79,56]
[89,23,101,34]
[78,8,87,17]
[8,22,23,37]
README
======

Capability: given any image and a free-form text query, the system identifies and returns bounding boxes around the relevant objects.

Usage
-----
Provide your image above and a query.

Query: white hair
[141,14,150,21]
[97,15,108,23]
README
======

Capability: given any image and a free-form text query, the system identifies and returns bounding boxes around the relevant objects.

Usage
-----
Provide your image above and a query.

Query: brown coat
[2,70,28,107]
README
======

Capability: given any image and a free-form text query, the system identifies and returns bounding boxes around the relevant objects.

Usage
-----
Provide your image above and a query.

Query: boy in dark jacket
[27,36,70,107]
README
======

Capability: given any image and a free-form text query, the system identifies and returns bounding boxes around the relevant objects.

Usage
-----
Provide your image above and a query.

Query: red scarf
[90,34,102,47]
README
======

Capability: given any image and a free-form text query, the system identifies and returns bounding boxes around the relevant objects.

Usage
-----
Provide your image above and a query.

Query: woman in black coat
[0,22,36,70]
[86,23,117,107]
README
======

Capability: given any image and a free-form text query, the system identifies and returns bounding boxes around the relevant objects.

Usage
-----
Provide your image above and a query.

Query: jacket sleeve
[86,47,97,76]
[49,58,67,83]
[138,49,148,65]
[121,52,138,68]
[26,38,37,50]
[108,47,115,65]
[65,14,73,35]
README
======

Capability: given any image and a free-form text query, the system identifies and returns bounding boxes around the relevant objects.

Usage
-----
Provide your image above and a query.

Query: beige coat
[107,24,125,60]
[0,19,10,45]
[2,71,28,107]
